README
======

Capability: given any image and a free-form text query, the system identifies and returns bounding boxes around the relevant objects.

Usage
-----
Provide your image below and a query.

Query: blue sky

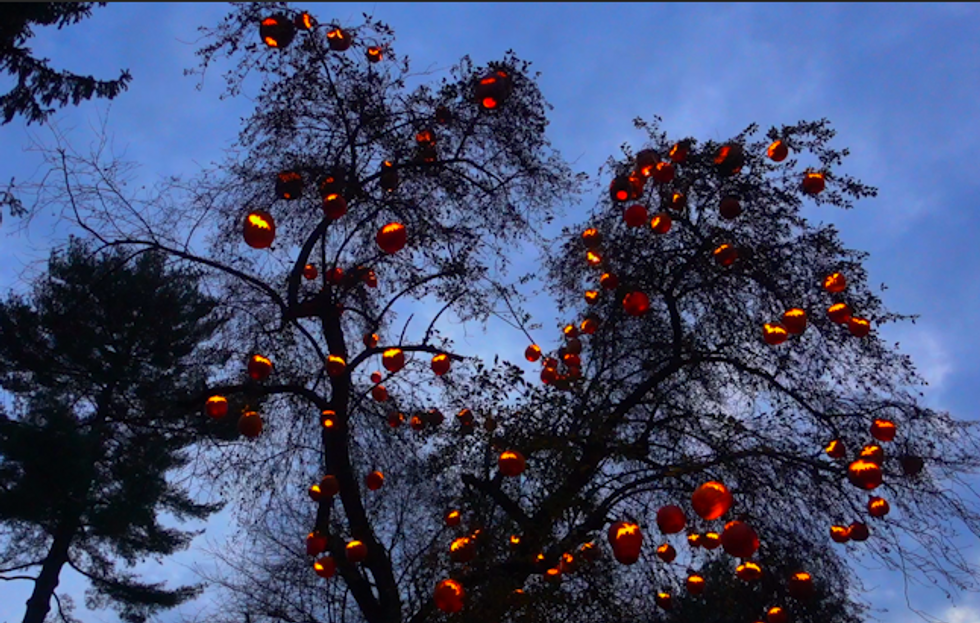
[1,3,979,622]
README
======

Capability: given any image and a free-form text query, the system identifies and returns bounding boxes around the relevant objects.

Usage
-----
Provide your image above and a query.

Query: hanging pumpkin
[581,315,600,334]
[382,348,405,373]
[243,210,276,249]
[450,536,477,563]
[669,140,690,163]
[376,222,407,254]
[692,481,734,521]
[767,140,789,162]
[847,459,883,490]
[651,161,675,184]
[584,290,599,305]
[636,149,659,177]
[823,272,847,293]
[308,482,324,502]
[582,227,602,248]
[247,354,273,381]
[687,532,702,548]
[303,264,318,280]
[445,509,461,527]
[379,161,398,192]
[559,552,578,574]
[701,532,721,550]
[830,525,850,543]
[320,474,340,497]
[435,105,453,125]
[600,272,619,290]
[868,496,890,518]
[782,308,807,334]
[525,344,542,362]
[767,607,788,623]
[624,204,648,228]
[307,532,328,557]
[410,414,425,431]
[713,244,739,267]
[670,191,687,211]
[651,212,673,234]
[860,444,884,465]
[787,572,814,599]
[323,193,347,220]
[259,14,295,49]
[434,578,465,614]
[801,170,825,195]
[346,540,367,563]
[474,69,512,110]
[431,353,451,376]
[686,574,705,595]
[827,302,852,324]
[294,12,315,30]
[763,323,789,346]
[415,128,436,146]
[370,371,383,384]
[321,410,336,429]
[366,45,383,62]
[498,450,526,476]
[326,27,352,51]
[318,170,345,197]
[363,333,379,348]
[848,317,871,337]
[623,291,650,317]
[371,385,388,402]
[366,470,384,491]
[314,555,336,578]
[362,268,378,288]
[579,542,600,562]
[586,249,602,266]
[721,521,759,558]
[848,522,870,542]
[736,561,763,582]
[714,144,744,176]
[205,396,228,419]
[327,266,344,285]
[275,170,303,200]
[609,175,633,202]
[326,355,347,377]
[238,411,263,438]
[388,411,405,428]
[719,196,742,220]
[607,522,643,565]
[656,543,676,563]
[825,439,846,459]
[870,418,896,442]
[655,592,673,611]
[900,455,924,476]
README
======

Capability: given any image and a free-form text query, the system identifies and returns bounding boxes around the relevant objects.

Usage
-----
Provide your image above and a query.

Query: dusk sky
[1,3,979,623]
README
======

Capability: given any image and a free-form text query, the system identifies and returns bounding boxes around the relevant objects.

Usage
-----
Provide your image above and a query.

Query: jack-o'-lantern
[870,418,896,442]
[327,266,344,285]
[238,410,263,438]
[608,522,643,565]
[388,411,405,428]
[767,140,789,162]
[692,481,733,520]
[499,450,526,476]
[525,344,542,362]
[868,496,890,518]
[722,521,759,558]
[688,532,702,547]
[719,196,742,220]
[580,541,600,561]
[303,264,318,280]
[366,45,383,62]
[623,291,650,317]
[544,567,562,582]
[346,540,367,563]
[581,315,600,334]
[586,250,602,266]
[434,578,465,613]
[415,128,435,146]
[366,470,384,491]
[426,408,445,427]
[782,308,807,334]
[714,244,739,267]
[410,414,424,431]
[582,227,602,248]
[714,144,744,176]
[307,532,328,557]
[624,204,648,227]
[320,474,340,497]
[848,522,869,542]
[383,348,405,373]
[651,212,673,234]
[326,355,347,377]
[652,161,675,184]
[600,272,619,290]
[379,161,398,192]
[371,385,388,402]
[321,193,347,220]
[559,552,578,574]
[670,191,687,211]
[788,572,814,599]
[736,561,763,582]
[656,543,676,563]
[321,410,336,429]
[474,69,512,110]
[376,222,407,254]
[848,317,871,337]
[541,367,559,385]
[450,536,477,563]
[610,176,633,202]
[827,303,852,324]
[362,268,378,288]
[318,170,345,197]
[670,141,690,163]
[205,396,228,419]
[823,272,847,293]
[655,592,673,611]
[248,354,273,381]
[763,323,788,346]
[657,505,686,534]
[686,574,705,595]
[636,149,659,176]
[830,525,850,543]
[563,353,581,368]
[445,509,461,526]
[767,606,788,623]
[584,290,599,304]
[308,482,324,502]
[275,170,303,200]
[701,532,721,550]
[314,555,336,578]
[860,444,884,465]
[431,353,451,375]
[362,333,379,349]
[900,455,924,476]
[259,15,295,49]
[825,439,845,458]
[243,210,276,249]
[848,459,882,490]
[509,534,521,549]
[326,27,351,51]
[801,170,825,195]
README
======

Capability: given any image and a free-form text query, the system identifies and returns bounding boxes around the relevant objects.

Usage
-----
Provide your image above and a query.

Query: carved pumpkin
[410,414,424,431]
[581,315,600,335]
[379,161,398,192]
[303,264,318,280]
[655,592,673,611]
[825,439,846,459]
[624,204,648,228]
[346,540,367,563]
[318,170,345,197]
[714,144,744,176]
[692,481,733,521]
[686,574,705,595]
[559,552,578,574]
[651,161,675,184]
[326,355,347,377]
[363,268,378,288]
[586,250,602,266]
[525,344,542,362]
[259,15,295,49]
[388,411,405,428]
[474,69,512,110]
[607,522,643,565]
[450,536,477,563]
[307,532,328,557]
[323,193,347,220]
[383,348,405,373]
[860,444,884,465]
[247,354,273,381]
[868,496,890,518]
[636,149,659,177]
[767,606,788,623]
[719,196,742,220]
[370,371,382,384]
[870,419,896,442]
[499,450,526,477]
[416,129,436,146]
[295,12,315,30]
[314,555,336,578]
[763,323,788,346]
[326,27,351,51]
[823,272,847,293]
[669,141,690,163]
[782,308,807,334]
[736,561,763,582]
[327,267,344,285]
[767,140,789,162]
[848,317,871,337]
[431,354,451,376]
[238,410,263,438]
[371,385,388,402]
[584,290,599,305]
[321,410,336,429]
[579,541,600,562]
[600,272,619,290]
[366,45,383,63]
[243,210,276,249]
[623,291,650,316]
[651,212,673,234]
[827,302,852,324]
[848,459,882,490]
[801,170,825,195]
[445,509,461,527]
[320,474,340,497]
[656,543,676,563]
[830,525,850,543]
[687,532,702,548]
[610,175,633,202]
[376,222,407,254]
[205,396,228,419]
[435,105,452,125]
[275,170,303,200]
[670,191,687,211]
[788,572,814,600]
[713,244,739,267]
[848,522,869,542]
[434,578,465,613]
[721,520,759,558]
[363,333,379,348]
[582,227,602,248]
[701,532,721,550]
[366,470,384,491]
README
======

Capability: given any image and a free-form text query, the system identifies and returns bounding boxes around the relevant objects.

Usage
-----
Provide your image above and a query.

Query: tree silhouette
[0,239,226,623]
[16,4,980,623]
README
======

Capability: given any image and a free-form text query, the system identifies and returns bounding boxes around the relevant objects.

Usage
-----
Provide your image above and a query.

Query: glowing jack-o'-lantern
[825,439,846,458]
[499,450,526,476]
[670,191,687,211]
[656,543,676,563]
[623,291,650,316]
[848,459,882,490]
[275,171,303,200]
[238,410,263,438]
[823,272,847,293]
[868,496,890,518]
[848,521,870,542]
[376,222,407,254]
[610,175,633,202]
[736,561,763,582]
[325,355,347,377]
[830,524,850,543]
[788,572,814,599]
[366,470,384,491]
[243,210,276,249]
[651,212,672,234]
[692,481,733,520]
[248,354,273,381]
[307,533,328,557]
[303,264,318,280]
[686,574,705,595]
[450,536,477,563]
[387,411,405,428]
[801,170,825,195]
[415,129,436,146]
[767,606,788,623]
[445,509,461,526]
[326,27,351,51]
[651,161,675,184]
[860,444,884,465]
[314,555,336,578]
[382,348,405,373]
[294,12,315,31]
[827,303,852,324]
[636,149,659,176]
[431,354,451,376]
[323,193,347,220]
[782,308,807,334]
[559,552,578,574]
[714,144,744,176]
[714,244,739,267]
[581,315,600,334]
[870,418,896,442]
[321,410,337,429]
[579,541,600,561]
[379,161,398,192]
[624,204,648,227]
[318,170,345,197]
[719,196,742,220]
[205,396,228,419]
[687,532,701,548]
[582,227,602,248]
[586,250,602,266]
[701,532,721,550]
[434,578,465,613]
[600,272,619,290]
[525,344,542,362]
[345,540,367,563]
[655,592,673,611]
[670,141,690,163]
[721,521,759,559]
[475,69,512,110]
[767,140,789,162]
[608,522,643,565]
[366,45,383,62]
[763,323,788,346]
[584,290,599,305]
[848,317,871,337]
[259,15,295,49]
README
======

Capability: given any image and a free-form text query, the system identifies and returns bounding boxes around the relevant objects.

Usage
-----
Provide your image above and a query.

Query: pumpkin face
[788,572,814,599]
[582,227,602,248]
[801,171,825,195]
[623,291,650,316]
[656,543,676,563]
[584,290,599,305]
[830,524,850,543]
[686,574,705,595]
[736,561,763,582]
[692,481,733,521]
[609,176,633,202]
[366,470,384,491]
[848,316,871,337]
[651,161,675,184]
[314,555,336,578]
[498,450,526,477]
[376,222,407,254]
[823,272,847,293]
[346,540,367,563]
[713,244,739,267]
[445,509,461,527]
[431,353,451,376]
[607,522,643,565]
[868,496,890,518]
[870,418,896,442]
[650,212,673,234]
[307,533,328,557]
[848,522,870,542]
[321,410,337,429]
[205,396,228,419]
[434,579,465,613]
[326,355,347,377]
[714,144,744,176]
[295,12,315,30]
[719,196,742,220]
[687,532,701,548]
[323,193,347,220]
[767,140,789,162]
[721,520,760,558]
[275,170,303,200]
[624,204,648,228]
[382,348,405,373]
[701,532,721,550]
[243,210,276,249]
[559,552,578,574]
[238,411,263,438]
[366,45,383,62]
[450,536,477,563]
[782,308,807,334]
[767,607,788,623]
[326,27,351,51]
[669,141,690,163]
[525,344,542,362]
[259,15,295,49]
[848,459,883,490]
[474,69,512,110]
[763,323,788,346]
[827,302,852,324]
[247,354,273,381]
[581,315,600,334]
[825,438,846,458]
[303,264,318,280]
[586,250,602,266]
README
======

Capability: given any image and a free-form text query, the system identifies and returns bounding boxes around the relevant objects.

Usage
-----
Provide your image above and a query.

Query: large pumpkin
[607,522,643,565]
[243,210,276,249]
[498,450,526,477]
[376,222,407,254]
[848,459,882,490]
[205,395,228,419]
[656,505,686,534]
[692,481,733,521]
[721,520,759,558]
[434,579,465,613]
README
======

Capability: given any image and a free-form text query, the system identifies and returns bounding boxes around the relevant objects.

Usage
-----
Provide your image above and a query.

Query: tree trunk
[21,522,76,623]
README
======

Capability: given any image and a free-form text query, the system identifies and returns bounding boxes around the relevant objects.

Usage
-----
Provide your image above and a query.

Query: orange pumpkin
[525,344,542,362]
[763,323,788,346]
[721,520,759,558]
[376,222,407,254]
[445,509,461,527]
[580,315,600,335]
[205,396,228,419]
[714,144,744,176]
[609,175,633,202]
[848,459,882,490]
[365,470,384,491]
[767,606,788,623]
[584,290,599,305]
[767,140,789,162]
[410,414,425,431]
[363,333,379,348]
[870,418,896,442]
[624,204,648,228]
[586,249,602,266]
[860,444,884,465]
[848,317,871,337]
[848,522,870,542]
[825,438,846,458]
[326,355,347,377]
[830,525,850,543]
[823,272,847,293]
[346,540,367,563]
[623,291,650,316]
[827,302,852,324]
[736,561,763,582]
[434,578,465,613]
[669,141,690,163]
[366,45,383,63]
[499,450,526,476]
[259,14,295,49]
[326,27,351,51]
[714,244,739,267]
[719,196,742,220]
[243,210,276,249]
[650,212,673,234]
[450,536,477,563]
[686,574,705,595]
[801,170,825,195]
[321,410,336,429]
[382,348,405,373]
[294,12,315,30]
[582,227,602,248]
[600,272,619,290]
[868,496,890,518]
[431,353,451,376]
[656,543,676,563]
[670,191,687,211]
[323,193,347,220]
[303,263,318,280]
[607,522,643,565]
[687,532,702,548]
[636,149,659,177]
[320,474,340,497]
[275,170,303,200]
[307,532,328,557]
[651,161,675,184]
[238,410,263,438]
[379,160,398,192]
[701,532,721,550]
[388,411,405,428]
[782,308,807,334]
[788,572,814,600]
[371,385,388,402]
[579,541,600,561]
[692,481,733,521]
[655,592,673,611]
[314,555,336,578]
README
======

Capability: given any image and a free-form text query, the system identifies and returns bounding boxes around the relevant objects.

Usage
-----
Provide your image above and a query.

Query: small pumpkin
[600,272,619,290]
[313,555,336,578]
[870,418,896,442]
[848,522,870,542]
[736,561,763,582]
[827,302,852,324]
[247,354,273,381]
[474,69,512,110]
[307,532,328,557]
[848,317,871,337]
[525,344,542,362]
[366,45,383,63]
[721,520,760,559]
[823,272,847,293]
[205,396,228,419]
[763,323,788,346]
[498,450,526,477]
[651,161,675,184]
[651,212,673,234]
[686,574,705,595]
[713,244,739,267]
[787,572,814,600]
[669,141,691,163]
[326,27,352,51]
[445,509,461,527]
[624,204,648,228]
[782,308,807,334]
[868,496,890,518]
[431,353,451,376]
[238,410,263,438]
[326,355,347,377]
[655,592,673,611]
[345,540,367,563]
[656,543,676,563]
[801,170,825,195]
[365,470,384,491]
[825,439,846,459]
[719,195,742,220]
[767,607,788,623]
[275,170,303,200]
[623,291,650,317]
[243,210,276,249]
[582,227,602,248]
[714,144,744,176]
[382,348,405,373]
[434,578,465,613]
[830,525,850,543]
[303,264,318,280]
[767,140,789,162]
